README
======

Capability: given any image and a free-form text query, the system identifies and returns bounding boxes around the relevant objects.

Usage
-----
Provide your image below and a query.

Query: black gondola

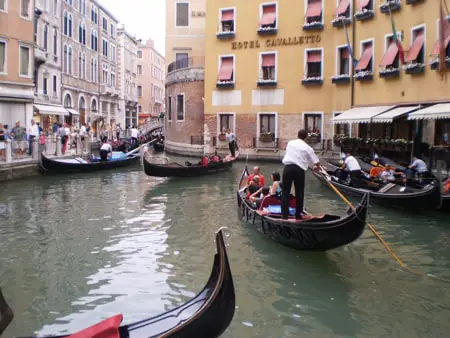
[143,152,239,178]
[1,229,235,338]
[236,166,368,251]
[40,153,139,174]
[153,142,165,152]
[312,161,442,211]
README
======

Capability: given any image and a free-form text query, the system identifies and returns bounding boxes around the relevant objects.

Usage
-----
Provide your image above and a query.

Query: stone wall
[0,162,40,182]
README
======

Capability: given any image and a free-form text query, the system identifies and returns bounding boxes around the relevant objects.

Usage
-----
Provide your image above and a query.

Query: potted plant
[260,132,274,143]
[218,132,227,142]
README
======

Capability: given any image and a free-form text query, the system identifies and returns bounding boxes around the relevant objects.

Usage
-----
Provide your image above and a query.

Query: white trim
[20,0,32,20]
[175,1,190,28]
[304,0,324,24]
[410,23,426,63]
[0,38,7,75]
[78,94,87,110]
[216,112,236,135]
[176,93,185,122]
[332,111,351,137]
[335,44,351,76]
[62,91,74,108]
[218,7,236,33]
[18,44,32,78]
[304,47,324,79]
[90,96,98,112]
[218,54,236,83]
[259,1,278,29]
[256,112,278,139]
[303,112,324,141]
[0,0,8,13]
[359,38,375,72]
[258,51,278,82]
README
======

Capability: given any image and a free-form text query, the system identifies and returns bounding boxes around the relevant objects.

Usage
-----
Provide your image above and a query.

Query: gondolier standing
[225,129,236,158]
[281,129,320,220]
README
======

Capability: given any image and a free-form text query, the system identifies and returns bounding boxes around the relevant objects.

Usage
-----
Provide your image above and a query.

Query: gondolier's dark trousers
[228,140,236,157]
[281,164,305,219]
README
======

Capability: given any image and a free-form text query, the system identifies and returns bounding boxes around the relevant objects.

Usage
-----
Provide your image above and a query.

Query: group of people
[0,120,44,160]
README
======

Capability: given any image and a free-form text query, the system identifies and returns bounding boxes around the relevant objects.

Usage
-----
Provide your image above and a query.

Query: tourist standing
[28,120,39,156]
[39,132,47,154]
[281,129,320,220]
[79,123,87,150]
[225,129,236,158]
[10,121,26,159]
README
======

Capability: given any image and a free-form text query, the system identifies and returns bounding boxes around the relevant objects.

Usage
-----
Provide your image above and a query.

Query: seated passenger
[247,176,261,198]
[249,185,271,208]
[210,151,221,163]
[247,166,265,185]
[198,156,209,167]
[380,166,396,183]
[269,171,282,196]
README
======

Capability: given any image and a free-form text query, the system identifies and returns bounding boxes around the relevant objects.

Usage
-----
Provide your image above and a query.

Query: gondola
[143,152,239,178]
[236,166,368,251]
[40,152,140,174]
[153,142,165,152]
[0,229,235,338]
[312,161,442,211]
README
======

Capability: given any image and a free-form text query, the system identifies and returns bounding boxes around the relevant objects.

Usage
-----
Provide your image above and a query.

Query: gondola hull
[153,142,165,152]
[40,153,140,174]
[143,153,239,178]
[6,230,235,338]
[236,167,368,251]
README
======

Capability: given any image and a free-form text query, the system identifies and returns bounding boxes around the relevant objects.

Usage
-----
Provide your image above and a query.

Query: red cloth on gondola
[444,178,450,194]
[67,314,123,338]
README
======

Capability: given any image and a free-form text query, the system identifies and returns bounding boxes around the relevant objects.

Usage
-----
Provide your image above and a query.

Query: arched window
[78,52,82,78]
[82,53,86,79]
[91,30,97,51]
[79,96,85,110]
[68,46,72,74]
[64,94,72,108]
[63,45,67,72]
[63,11,68,35]
[91,98,98,112]
[68,13,73,38]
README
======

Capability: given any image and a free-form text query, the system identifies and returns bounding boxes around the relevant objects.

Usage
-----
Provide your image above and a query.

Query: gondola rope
[319,167,447,282]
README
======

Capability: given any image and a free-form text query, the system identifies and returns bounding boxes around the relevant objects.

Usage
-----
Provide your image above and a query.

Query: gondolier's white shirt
[282,139,319,171]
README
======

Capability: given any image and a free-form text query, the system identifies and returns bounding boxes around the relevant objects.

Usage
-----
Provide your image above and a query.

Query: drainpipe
[350,0,356,108]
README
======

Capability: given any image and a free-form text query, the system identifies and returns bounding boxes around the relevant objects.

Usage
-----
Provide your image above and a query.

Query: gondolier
[100,141,113,161]
[281,129,320,220]
[225,129,237,158]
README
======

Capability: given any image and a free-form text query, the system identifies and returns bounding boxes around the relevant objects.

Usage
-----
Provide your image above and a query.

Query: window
[335,0,351,19]
[259,3,277,30]
[102,17,107,31]
[380,35,400,70]
[53,28,58,56]
[0,0,7,12]
[258,113,276,138]
[65,0,72,6]
[218,55,235,83]
[337,46,350,75]
[43,25,48,51]
[219,8,235,33]
[21,0,30,18]
[91,98,97,112]
[91,6,97,23]
[176,53,189,68]
[305,49,323,78]
[110,45,115,62]
[110,23,115,38]
[53,0,57,15]
[137,65,142,74]
[176,2,189,27]
[219,113,234,133]
[176,94,184,121]
[110,73,115,87]
[355,40,373,73]
[137,50,142,58]
[304,113,322,138]
[19,45,30,76]
[305,0,323,24]
[67,46,73,74]
[334,113,351,137]
[79,0,85,15]
[0,41,6,74]
[78,22,86,45]
[359,0,373,11]
[78,52,82,78]
[167,96,172,121]
[91,30,98,51]
[259,52,277,82]
[137,86,142,97]
[43,77,48,95]
[102,39,108,57]
[431,18,450,61]
[64,12,73,37]
[102,68,108,84]
[68,13,72,37]
[53,75,57,94]
[406,26,425,64]
[91,57,97,82]
[63,45,67,72]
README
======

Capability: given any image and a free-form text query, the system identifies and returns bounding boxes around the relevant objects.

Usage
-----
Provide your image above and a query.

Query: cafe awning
[408,103,450,120]
[332,106,395,124]
[66,108,80,116]
[33,104,69,116]
[371,106,420,123]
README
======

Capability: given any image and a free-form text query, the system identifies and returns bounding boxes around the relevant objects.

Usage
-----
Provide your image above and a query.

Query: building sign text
[232,35,321,50]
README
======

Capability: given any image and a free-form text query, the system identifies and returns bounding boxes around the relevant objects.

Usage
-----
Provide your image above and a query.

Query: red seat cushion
[67,314,123,338]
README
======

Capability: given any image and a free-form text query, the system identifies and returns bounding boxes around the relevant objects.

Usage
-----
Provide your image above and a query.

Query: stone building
[117,27,138,129]
[61,0,100,131]
[0,0,35,127]
[136,39,165,127]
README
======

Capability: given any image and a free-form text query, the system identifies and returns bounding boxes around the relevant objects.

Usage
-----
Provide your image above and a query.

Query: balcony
[167,56,204,74]
[35,47,47,65]
[166,57,205,86]
[379,0,401,13]
[100,84,114,96]
[191,136,204,145]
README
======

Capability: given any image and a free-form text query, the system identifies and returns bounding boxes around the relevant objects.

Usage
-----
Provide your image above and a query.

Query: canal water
[1,156,450,337]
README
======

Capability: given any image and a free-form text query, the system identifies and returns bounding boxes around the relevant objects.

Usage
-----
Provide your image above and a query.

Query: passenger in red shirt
[247,166,265,186]
[210,151,221,163]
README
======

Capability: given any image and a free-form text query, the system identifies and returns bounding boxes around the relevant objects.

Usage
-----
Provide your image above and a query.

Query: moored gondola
[40,152,140,174]
[143,152,239,178]
[236,166,369,251]
[2,229,235,338]
[312,161,442,211]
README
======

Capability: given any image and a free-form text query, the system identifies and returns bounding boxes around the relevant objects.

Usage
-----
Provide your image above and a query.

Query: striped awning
[371,106,420,123]
[33,104,69,116]
[407,103,450,120]
[332,106,395,124]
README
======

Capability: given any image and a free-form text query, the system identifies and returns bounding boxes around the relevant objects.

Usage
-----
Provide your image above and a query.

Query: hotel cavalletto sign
[232,35,321,50]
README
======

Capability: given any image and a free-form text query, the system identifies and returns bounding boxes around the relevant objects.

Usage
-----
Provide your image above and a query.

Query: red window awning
[336,0,350,16]
[359,0,370,10]
[379,42,399,66]
[262,54,276,67]
[406,32,424,62]
[341,48,350,58]
[307,51,322,62]
[260,5,276,26]
[221,9,234,21]
[218,57,234,81]
[431,37,450,56]
[355,45,373,70]
[306,0,322,18]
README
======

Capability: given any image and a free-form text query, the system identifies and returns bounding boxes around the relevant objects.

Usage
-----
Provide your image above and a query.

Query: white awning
[33,104,69,116]
[332,106,395,124]
[371,106,420,123]
[407,103,450,120]
[66,108,80,116]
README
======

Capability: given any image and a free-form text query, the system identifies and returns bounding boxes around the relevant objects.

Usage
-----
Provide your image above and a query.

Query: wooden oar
[125,140,155,157]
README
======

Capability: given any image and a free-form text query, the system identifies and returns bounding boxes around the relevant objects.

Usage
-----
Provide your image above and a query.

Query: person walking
[225,129,237,158]
[281,129,320,220]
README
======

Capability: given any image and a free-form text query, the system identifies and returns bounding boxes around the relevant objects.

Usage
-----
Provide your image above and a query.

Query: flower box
[406,0,424,4]
[379,0,401,14]
[354,71,373,81]
[307,135,321,144]
[430,58,450,70]
[257,27,278,36]
[257,80,277,87]
[354,10,375,21]
[216,81,235,89]
[331,75,351,84]
[403,63,425,74]
[302,22,324,31]
[260,134,274,143]
[218,133,227,142]
[216,31,235,40]
[379,67,400,78]
[302,77,323,86]
[332,17,352,28]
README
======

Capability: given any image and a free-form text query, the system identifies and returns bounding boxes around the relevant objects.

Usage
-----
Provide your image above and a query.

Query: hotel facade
[165,0,450,158]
